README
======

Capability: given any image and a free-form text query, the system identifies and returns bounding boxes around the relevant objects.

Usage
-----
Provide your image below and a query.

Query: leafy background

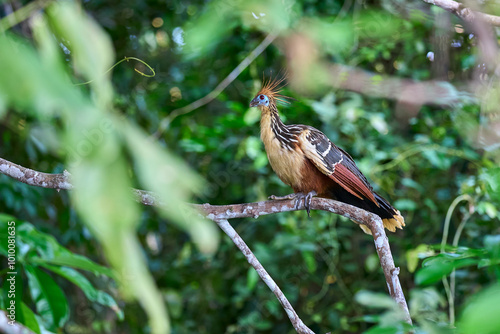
[1,0,500,333]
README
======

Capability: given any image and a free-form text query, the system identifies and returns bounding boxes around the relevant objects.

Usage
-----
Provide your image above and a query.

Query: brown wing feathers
[299,128,378,205]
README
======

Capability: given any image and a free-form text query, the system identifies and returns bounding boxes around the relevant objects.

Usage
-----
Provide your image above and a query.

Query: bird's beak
[249,97,259,108]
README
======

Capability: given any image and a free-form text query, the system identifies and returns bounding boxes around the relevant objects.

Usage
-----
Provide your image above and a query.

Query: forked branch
[0,157,412,332]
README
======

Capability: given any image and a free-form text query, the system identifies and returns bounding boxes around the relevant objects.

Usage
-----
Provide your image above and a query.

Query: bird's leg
[268,190,317,217]
[301,190,317,217]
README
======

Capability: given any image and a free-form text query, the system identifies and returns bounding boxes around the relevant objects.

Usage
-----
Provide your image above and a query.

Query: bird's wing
[298,127,378,205]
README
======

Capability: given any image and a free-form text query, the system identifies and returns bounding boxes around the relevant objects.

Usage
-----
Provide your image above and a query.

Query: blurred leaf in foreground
[459,284,500,334]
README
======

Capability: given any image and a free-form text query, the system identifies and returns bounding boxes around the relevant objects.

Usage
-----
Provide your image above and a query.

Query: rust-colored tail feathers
[358,192,405,234]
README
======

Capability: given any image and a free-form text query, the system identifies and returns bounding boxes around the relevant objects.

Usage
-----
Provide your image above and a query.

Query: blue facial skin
[250,94,270,107]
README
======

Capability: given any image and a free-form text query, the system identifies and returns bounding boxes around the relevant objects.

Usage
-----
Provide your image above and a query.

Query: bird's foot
[268,191,317,217]
[268,193,297,201]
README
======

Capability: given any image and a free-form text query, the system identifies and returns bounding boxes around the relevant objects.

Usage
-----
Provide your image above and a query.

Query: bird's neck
[260,104,295,151]
[260,104,286,136]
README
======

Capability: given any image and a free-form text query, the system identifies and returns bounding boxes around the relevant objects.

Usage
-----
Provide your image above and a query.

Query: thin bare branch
[152,32,278,139]
[1,156,413,330]
[0,157,72,190]
[216,219,315,334]
[422,0,500,27]
[328,63,469,107]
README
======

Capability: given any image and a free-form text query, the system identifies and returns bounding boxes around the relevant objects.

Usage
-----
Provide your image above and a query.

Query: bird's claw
[295,191,317,217]
[268,191,317,217]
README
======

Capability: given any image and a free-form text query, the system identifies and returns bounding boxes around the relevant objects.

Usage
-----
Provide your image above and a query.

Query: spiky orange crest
[256,74,291,105]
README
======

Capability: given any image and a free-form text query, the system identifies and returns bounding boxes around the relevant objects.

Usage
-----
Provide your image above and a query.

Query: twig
[152,32,278,139]
[440,194,473,326]
[367,218,412,325]
[329,63,470,107]
[422,0,500,27]
[215,219,314,334]
[0,156,413,330]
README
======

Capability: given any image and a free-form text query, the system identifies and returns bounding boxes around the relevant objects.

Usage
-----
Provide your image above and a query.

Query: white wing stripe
[321,142,331,157]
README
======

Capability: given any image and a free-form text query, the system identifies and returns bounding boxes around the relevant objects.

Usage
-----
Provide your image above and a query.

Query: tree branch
[0,311,35,334]
[285,33,471,116]
[0,157,72,190]
[152,31,278,139]
[328,63,467,107]
[0,157,413,330]
[215,218,315,334]
[422,0,500,27]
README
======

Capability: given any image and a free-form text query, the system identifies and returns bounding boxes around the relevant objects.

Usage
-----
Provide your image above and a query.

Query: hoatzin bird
[249,77,405,233]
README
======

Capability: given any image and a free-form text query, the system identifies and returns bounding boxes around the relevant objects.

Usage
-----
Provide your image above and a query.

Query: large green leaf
[10,222,114,277]
[47,1,114,104]
[30,255,114,277]
[124,124,219,254]
[24,265,69,330]
[1,270,24,326]
[459,284,500,334]
[18,302,42,334]
[416,255,479,285]
[0,215,17,256]
[41,265,123,320]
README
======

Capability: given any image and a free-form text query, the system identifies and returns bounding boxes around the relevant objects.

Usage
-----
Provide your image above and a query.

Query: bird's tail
[359,192,405,234]
[382,209,405,232]
[376,191,405,232]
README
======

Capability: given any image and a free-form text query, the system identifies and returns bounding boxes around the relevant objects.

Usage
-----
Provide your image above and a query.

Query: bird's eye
[259,95,265,100]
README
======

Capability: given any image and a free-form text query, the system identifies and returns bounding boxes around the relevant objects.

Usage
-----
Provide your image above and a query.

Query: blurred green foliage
[0,0,500,333]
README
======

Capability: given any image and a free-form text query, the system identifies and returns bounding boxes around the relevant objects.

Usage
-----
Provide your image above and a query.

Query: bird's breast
[260,116,305,188]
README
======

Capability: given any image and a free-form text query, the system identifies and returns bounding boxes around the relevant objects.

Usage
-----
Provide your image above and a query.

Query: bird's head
[250,74,290,109]
[250,94,270,107]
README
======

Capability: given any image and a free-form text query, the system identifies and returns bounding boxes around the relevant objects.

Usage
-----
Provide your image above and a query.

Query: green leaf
[24,265,69,330]
[0,217,17,257]
[41,265,123,320]
[123,124,219,254]
[301,250,317,273]
[363,326,400,334]
[483,167,500,201]
[393,198,417,211]
[241,0,291,32]
[0,33,81,118]
[310,93,337,123]
[459,284,500,334]
[477,201,498,218]
[47,2,114,95]
[415,256,479,285]
[11,222,113,277]
[30,255,114,277]
[183,0,237,58]
[299,18,354,56]
[355,11,405,41]
[245,136,262,160]
[405,244,434,273]
[2,270,24,327]
[246,268,259,292]
[355,290,396,309]
[164,289,183,319]
[18,302,42,334]
[244,107,260,125]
